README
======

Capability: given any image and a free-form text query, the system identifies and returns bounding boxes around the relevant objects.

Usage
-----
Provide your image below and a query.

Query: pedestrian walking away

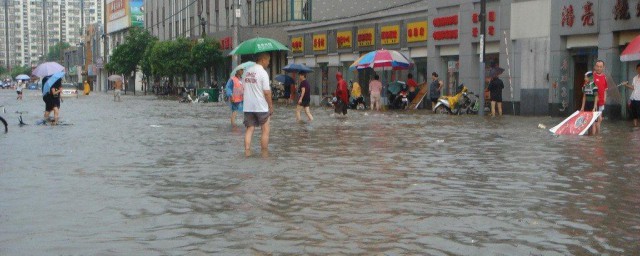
[623,63,640,127]
[488,68,505,117]
[335,72,349,115]
[296,72,313,122]
[242,53,274,157]
[114,79,123,102]
[429,72,443,110]
[369,74,383,111]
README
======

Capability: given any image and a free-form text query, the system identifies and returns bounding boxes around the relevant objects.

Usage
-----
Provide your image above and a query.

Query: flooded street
[1,90,639,255]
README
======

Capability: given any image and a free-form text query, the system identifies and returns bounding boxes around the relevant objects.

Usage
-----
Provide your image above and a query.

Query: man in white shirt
[242,53,274,156]
[623,63,640,127]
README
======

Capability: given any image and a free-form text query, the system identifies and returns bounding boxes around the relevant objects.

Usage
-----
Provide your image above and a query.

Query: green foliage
[149,37,194,77]
[9,65,32,79]
[46,42,71,61]
[106,27,156,78]
[190,37,223,75]
[140,37,158,78]
[0,66,7,76]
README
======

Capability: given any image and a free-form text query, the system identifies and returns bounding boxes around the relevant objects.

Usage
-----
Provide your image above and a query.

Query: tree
[9,65,32,79]
[46,42,71,62]
[106,27,155,80]
[140,37,158,78]
[149,37,193,80]
[0,66,7,77]
[191,36,222,76]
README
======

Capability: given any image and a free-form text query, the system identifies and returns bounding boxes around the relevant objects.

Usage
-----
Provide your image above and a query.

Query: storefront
[287,6,429,106]
[550,0,640,118]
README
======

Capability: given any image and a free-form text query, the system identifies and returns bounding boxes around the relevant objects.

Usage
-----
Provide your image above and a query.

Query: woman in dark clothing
[488,69,505,117]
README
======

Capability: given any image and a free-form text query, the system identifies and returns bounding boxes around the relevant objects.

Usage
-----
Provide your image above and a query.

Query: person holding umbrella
[242,53,274,156]
[226,62,254,127]
[296,71,313,122]
[42,72,64,125]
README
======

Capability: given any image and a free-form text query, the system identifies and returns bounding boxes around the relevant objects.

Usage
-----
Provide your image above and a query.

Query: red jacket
[335,73,349,103]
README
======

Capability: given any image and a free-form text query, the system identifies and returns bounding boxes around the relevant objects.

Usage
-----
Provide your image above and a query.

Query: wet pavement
[1,89,639,255]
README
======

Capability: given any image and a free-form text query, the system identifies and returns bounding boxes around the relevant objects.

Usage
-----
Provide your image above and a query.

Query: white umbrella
[15,74,30,80]
[108,74,123,81]
[32,62,65,77]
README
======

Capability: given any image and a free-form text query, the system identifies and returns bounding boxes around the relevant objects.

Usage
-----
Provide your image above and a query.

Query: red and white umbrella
[620,35,640,62]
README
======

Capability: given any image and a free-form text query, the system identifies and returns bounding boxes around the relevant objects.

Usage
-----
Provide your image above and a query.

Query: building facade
[287,0,640,118]
[0,0,103,69]
[144,0,312,86]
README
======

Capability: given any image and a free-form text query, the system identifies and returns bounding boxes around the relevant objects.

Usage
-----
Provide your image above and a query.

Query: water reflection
[0,91,639,255]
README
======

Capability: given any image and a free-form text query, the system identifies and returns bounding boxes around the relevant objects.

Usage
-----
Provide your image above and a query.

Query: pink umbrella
[620,35,640,62]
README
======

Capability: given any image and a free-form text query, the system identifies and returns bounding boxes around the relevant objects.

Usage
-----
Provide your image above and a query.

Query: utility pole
[103,0,108,93]
[232,0,241,71]
[4,0,10,71]
[478,0,486,116]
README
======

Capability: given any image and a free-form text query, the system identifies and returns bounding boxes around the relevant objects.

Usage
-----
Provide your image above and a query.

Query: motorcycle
[433,83,476,115]
[271,81,285,100]
[349,96,366,110]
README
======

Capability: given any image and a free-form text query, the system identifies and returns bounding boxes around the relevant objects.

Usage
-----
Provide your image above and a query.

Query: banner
[291,37,304,52]
[313,34,327,51]
[381,25,400,45]
[357,28,375,47]
[336,31,352,49]
[130,0,144,28]
[106,0,130,33]
[407,21,428,43]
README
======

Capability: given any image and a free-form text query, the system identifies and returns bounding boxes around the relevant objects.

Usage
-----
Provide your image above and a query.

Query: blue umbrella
[275,74,295,85]
[282,63,313,73]
[42,71,65,96]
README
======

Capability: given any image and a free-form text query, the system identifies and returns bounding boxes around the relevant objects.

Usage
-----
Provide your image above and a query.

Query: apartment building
[0,0,103,69]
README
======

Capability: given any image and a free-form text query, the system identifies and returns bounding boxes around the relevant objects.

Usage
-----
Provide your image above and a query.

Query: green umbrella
[229,37,289,55]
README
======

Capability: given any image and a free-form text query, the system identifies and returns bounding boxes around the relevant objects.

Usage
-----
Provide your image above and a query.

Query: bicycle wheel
[1,116,7,133]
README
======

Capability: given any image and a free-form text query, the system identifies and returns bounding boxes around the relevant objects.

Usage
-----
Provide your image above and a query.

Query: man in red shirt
[592,60,607,134]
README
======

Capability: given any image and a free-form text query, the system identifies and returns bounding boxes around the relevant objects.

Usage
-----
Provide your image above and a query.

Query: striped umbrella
[620,35,640,62]
[349,49,414,71]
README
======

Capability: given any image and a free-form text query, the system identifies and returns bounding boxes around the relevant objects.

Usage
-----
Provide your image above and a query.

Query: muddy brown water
[1,90,639,255]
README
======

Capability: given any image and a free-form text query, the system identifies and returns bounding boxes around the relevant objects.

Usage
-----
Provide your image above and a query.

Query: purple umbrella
[32,62,65,78]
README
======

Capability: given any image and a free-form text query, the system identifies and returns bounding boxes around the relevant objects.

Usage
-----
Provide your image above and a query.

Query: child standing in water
[580,71,599,135]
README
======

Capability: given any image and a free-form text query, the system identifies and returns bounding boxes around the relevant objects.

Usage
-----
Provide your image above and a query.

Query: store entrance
[572,50,596,111]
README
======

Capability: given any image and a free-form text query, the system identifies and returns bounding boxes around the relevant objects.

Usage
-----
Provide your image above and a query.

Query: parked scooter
[349,96,366,110]
[433,83,475,115]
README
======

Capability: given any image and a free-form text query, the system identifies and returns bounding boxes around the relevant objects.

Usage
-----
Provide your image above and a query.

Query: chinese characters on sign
[559,57,569,112]
[432,14,459,41]
[613,0,631,20]
[561,5,575,27]
[472,10,496,37]
[581,1,594,26]
[407,21,428,43]
[313,34,327,51]
[357,28,375,47]
[380,25,400,45]
[220,37,233,50]
[291,37,304,53]
[336,31,352,49]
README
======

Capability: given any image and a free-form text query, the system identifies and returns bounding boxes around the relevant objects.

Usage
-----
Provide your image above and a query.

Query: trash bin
[196,88,218,102]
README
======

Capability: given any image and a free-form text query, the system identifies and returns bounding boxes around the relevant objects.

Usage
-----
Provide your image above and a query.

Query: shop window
[256,0,311,25]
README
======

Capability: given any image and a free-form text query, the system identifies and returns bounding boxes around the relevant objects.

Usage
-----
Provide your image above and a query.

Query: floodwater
[1,90,639,255]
